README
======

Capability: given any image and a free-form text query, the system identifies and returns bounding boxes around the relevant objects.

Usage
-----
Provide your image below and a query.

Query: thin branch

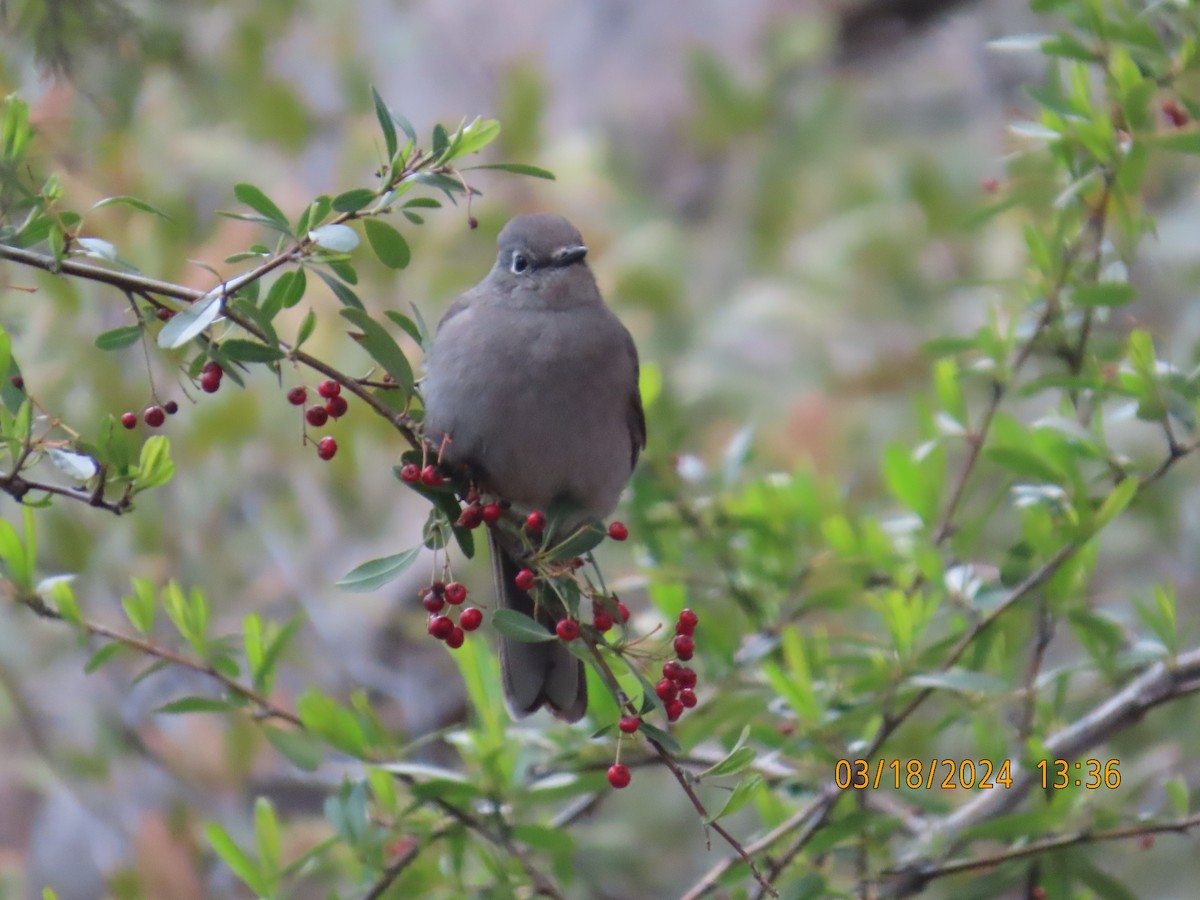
[887,644,1200,896]
[19,594,303,726]
[0,244,421,449]
[891,811,1200,885]
[582,641,779,898]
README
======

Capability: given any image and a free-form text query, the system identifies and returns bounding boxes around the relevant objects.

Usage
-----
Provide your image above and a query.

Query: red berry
[678,608,699,630]
[655,678,678,702]
[674,634,695,660]
[618,716,640,734]
[456,505,483,529]
[445,582,467,605]
[556,619,580,642]
[317,436,338,460]
[422,591,445,613]
[428,615,454,641]
[201,361,223,378]
[616,600,630,622]
[662,661,685,682]
[459,607,483,631]
[677,667,697,689]
[980,176,1000,193]
[325,395,349,418]
[481,503,503,524]
[287,386,307,405]
[10,375,23,390]
[666,699,685,721]
[514,569,536,591]
[155,307,174,321]
[306,405,329,427]
[468,216,479,230]
[164,400,179,415]
[143,406,166,428]
[608,521,629,541]
[120,411,137,429]
[1163,99,1189,128]
[607,763,631,789]
[571,557,586,570]
[400,463,420,483]
[430,581,445,596]
[679,688,697,708]
[446,626,465,649]
[593,612,614,632]
[420,464,443,487]
[200,371,221,393]
[525,510,546,532]
[317,379,341,399]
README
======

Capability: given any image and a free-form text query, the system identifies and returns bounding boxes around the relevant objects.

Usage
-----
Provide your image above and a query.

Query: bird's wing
[623,328,647,469]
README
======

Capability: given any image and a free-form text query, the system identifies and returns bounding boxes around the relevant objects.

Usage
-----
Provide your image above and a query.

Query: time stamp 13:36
[834,758,1122,791]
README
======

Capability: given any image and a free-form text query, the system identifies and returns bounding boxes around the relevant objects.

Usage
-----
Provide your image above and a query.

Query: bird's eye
[511,253,529,274]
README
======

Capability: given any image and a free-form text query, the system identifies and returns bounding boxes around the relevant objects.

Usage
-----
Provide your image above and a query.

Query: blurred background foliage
[2,0,1200,897]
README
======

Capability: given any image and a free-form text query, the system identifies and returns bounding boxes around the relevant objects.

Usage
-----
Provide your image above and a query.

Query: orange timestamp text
[835,758,1014,790]
[834,758,1122,790]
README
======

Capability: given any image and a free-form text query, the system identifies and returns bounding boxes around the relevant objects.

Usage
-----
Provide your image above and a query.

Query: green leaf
[544,523,607,562]
[1072,282,1136,307]
[1148,130,1200,155]
[908,667,1008,696]
[234,183,289,231]
[135,435,175,490]
[254,797,281,887]
[985,446,1065,484]
[254,616,302,694]
[339,308,414,397]
[84,642,125,673]
[206,822,269,896]
[0,519,30,588]
[1093,476,1138,531]
[94,325,144,351]
[447,116,501,159]
[706,773,763,823]
[308,223,359,252]
[263,726,324,771]
[383,310,423,347]
[336,547,421,592]
[465,162,556,180]
[1165,775,1190,815]
[371,86,398,160]
[219,339,286,363]
[156,696,235,714]
[638,721,683,755]
[121,577,156,634]
[699,745,756,779]
[332,188,377,214]
[47,448,97,481]
[295,309,317,349]
[362,218,411,269]
[157,292,222,349]
[314,269,363,310]
[263,269,307,317]
[296,689,367,756]
[91,195,173,220]
[491,608,556,643]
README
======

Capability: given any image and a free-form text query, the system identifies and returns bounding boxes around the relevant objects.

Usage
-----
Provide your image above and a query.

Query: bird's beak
[551,244,588,267]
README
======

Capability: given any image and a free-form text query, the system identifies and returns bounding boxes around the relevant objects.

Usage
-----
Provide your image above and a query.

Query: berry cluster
[289,379,348,461]
[421,580,482,651]
[399,461,448,488]
[121,401,180,430]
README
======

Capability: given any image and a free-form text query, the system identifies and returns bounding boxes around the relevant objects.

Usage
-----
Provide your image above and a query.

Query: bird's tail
[491,530,586,722]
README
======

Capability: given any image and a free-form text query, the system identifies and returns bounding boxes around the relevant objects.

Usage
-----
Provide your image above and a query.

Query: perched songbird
[421,214,645,721]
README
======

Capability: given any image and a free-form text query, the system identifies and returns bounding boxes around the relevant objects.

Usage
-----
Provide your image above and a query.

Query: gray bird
[420,214,645,722]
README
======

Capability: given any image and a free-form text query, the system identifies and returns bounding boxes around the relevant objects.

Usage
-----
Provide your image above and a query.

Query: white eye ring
[511,253,529,274]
